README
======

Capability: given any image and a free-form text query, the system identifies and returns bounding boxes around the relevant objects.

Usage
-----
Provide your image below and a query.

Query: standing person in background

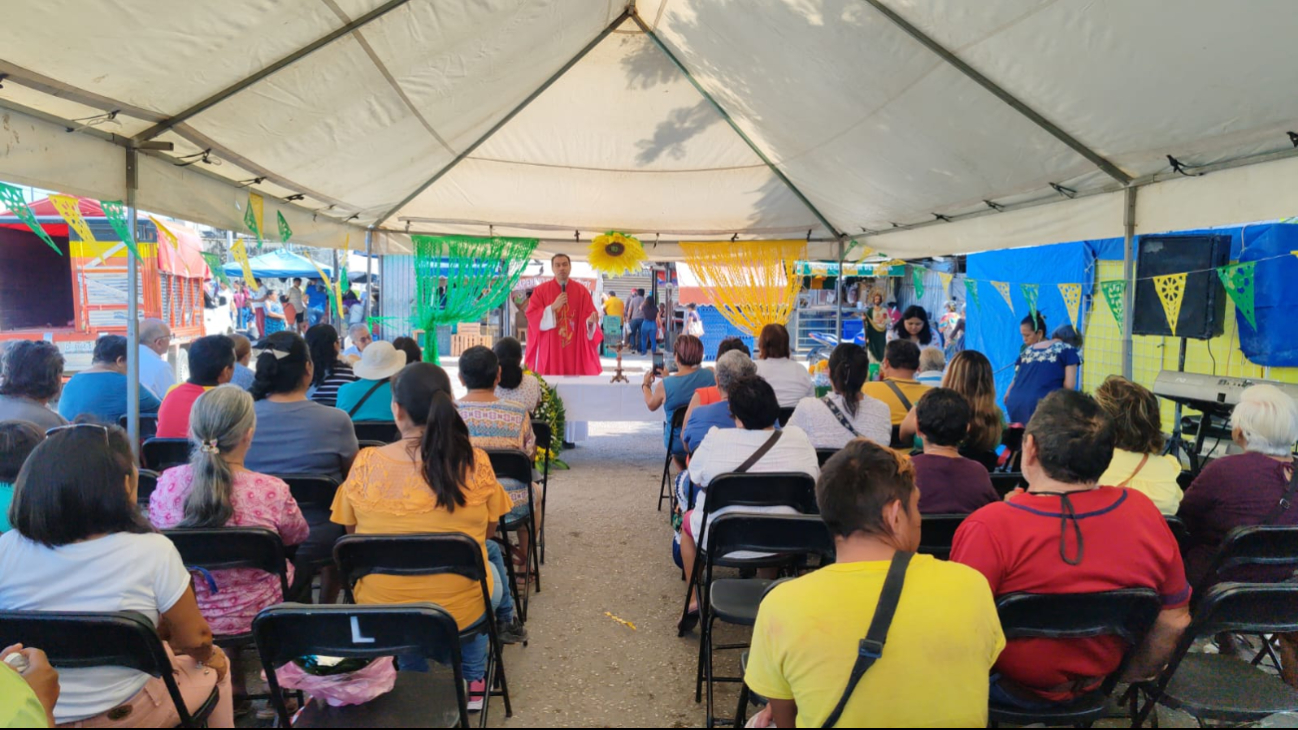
[886,300,902,326]
[637,295,658,355]
[232,282,249,331]
[684,303,705,338]
[57,335,162,425]
[306,280,328,327]
[251,285,267,338]
[305,324,358,408]
[890,305,933,347]
[288,278,306,332]
[754,323,814,409]
[230,334,256,391]
[281,295,297,336]
[1004,313,1080,425]
[657,302,667,343]
[627,288,646,354]
[263,290,287,336]
[0,341,67,432]
[138,318,176,401]
[863,293,890,363]
[155,335,237,439]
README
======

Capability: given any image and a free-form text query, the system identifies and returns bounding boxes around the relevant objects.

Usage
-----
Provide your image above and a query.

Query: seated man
[342,323,372,360]
[745,439,1004,727]
[916,346,946,387]
[911,388,998,514]
[862,340,930,426]
[951,389,1191,708]
[155,335,236,439]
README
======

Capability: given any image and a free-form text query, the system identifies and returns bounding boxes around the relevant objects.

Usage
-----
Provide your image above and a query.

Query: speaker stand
[1162,337,1203,475]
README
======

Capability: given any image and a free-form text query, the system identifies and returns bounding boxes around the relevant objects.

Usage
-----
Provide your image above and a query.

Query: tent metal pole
[376,10,633,226]
[332,248,340,328]
[633,14,843,239]
[862,0,1131,186]
[1121,186,1137,379]
[363,228,373,323]
[835,238,845,338]
[134,0,414,143]
[125,146,141,455]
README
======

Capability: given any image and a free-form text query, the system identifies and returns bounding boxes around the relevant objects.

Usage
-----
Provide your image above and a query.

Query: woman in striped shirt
[305,324,358,408]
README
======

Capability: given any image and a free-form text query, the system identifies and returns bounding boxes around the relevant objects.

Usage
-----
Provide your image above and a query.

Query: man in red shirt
[155,335,236,439]
[951,389,1191,707]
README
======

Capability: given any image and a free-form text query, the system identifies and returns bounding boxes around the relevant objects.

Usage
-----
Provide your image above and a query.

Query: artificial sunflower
[588,230,648,277]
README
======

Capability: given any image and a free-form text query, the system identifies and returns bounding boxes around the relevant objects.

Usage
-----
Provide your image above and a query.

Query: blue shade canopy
[223,249,332,280]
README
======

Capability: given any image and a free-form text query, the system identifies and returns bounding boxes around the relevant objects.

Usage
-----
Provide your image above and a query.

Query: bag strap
[821,550,913,728]
[734,430,782,474]
[1116,453,1150,488]
[347,380,389,418]
[821,396,861,437]
[882,380,914,412]
[1261,462,1298,525]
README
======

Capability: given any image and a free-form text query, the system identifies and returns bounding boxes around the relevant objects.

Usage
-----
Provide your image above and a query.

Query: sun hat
[352,340,407,381]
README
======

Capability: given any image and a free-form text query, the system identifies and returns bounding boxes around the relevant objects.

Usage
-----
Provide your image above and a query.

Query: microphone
[560,281,567,293]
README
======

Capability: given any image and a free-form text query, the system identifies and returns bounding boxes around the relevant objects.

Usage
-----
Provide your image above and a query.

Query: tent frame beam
[133,0,414,143]
[375,9,634,227]
[863,0,1131,186]
[631,13,844,239]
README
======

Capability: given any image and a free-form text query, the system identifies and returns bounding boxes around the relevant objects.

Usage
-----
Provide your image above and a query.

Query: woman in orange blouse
[330,362,521,711]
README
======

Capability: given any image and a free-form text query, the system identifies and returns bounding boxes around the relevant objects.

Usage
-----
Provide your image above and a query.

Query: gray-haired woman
[681,349,758,454]
[148,385,309,638]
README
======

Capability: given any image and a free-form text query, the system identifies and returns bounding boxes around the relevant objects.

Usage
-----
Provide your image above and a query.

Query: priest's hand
[552,293,568,311]
[587,311,600,326]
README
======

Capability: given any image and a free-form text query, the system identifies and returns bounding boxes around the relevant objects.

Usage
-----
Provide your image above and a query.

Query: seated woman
[493,338,543,413]
[0,340,67,432]
[643,334,715,465]
[305,324,358,408]
[391,336,423,368]
[456,345,541,568]
[0,424,232,726]
[679,376,820,628]
[1094,376,1183,514]
[0,421,42,532]
[682,337,750,428]
[681,350,756,454]
[899,350,1004,469]
[753,324,814,409]
[330,362,521,711]
[245,331,359,600]
[336,341,407,422]
[786,343,891,449]
[149,385,309,638]
[1179,384,1298,587]
[57,334,163,423]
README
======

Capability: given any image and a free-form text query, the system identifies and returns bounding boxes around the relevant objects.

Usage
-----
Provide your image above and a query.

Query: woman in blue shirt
[335,340,408,421]
[642,335,715,464]
[0,421,42,532]
[1004,313,1081,424]
[58,335,163,423]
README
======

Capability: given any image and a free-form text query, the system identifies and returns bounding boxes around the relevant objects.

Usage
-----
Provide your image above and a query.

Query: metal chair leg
[733,682,751,728]
[495,534,525,624]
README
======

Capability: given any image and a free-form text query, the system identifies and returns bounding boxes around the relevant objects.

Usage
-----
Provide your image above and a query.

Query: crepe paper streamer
[938,272,953,293]
[0,184,60,255]
[99,200,143,260]
[250,193,265,247]
[231,239,258,291]
[991,281,1014,313]
[277,211,292,244]
[50,194,98,247]
[1058,283,1083,330]
[604,612,637,631]
[148,215,190,275]
[1153,273,1187,335]
[850,240,876,263]
[911,267,925,299]
[1020,283,1040,321]
[589,231,648,277]
[243,194,263,248]
[308,259,343,318]
[1099,280,1127,332]
[412,235,538,363]
[1217,262,1257,329]
[339,233,351,296]
[202,252,229,286]
[682,240,807,336]
[964,278,981,311]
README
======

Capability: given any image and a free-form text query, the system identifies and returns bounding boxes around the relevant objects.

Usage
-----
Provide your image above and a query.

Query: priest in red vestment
[524,254,603,376]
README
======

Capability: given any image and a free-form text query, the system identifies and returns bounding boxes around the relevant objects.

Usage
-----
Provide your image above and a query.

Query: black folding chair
[254,603,469,728]
[141,437,191,471]
[0,610,219,727]
[334,533,512,726]
[1164,515,1191,555]
[777,407,796,427]
[815,448,840,467]
[989,472,1026,499]
[357,439,387,450]
[917,513,968,560]
[136,468,159,508]
[532,421,553,564]
[485,448,540,625]
[273,474,343,600]
[276,474,341,515]
[659,406,688,512]
[990,589,1162,728]
[998,426,1025,472]
[1134,582,1298,727]
[700,514,835,727]
[353,421,401,444]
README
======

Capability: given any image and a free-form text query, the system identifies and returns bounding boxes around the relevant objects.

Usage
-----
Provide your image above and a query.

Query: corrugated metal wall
[378,255,415,340]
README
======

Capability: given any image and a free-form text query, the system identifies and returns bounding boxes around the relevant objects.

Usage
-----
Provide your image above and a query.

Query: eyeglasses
[46,422,111,445]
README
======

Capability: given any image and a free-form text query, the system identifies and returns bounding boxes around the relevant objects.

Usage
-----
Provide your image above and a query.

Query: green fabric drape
[412,235,538,363]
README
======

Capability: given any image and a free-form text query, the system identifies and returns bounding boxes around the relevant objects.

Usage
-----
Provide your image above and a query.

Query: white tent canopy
[3,0,1298,259]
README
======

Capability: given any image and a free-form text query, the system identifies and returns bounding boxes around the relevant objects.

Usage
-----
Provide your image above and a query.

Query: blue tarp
[1239,224,1298,366]
[966,244,1096,407]
[223,249,332,280]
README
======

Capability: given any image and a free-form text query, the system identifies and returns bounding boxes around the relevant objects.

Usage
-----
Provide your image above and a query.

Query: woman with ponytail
[492,337,542,412]
[786,343,892,449]
[149,384,308,639]
[330,362,522,711]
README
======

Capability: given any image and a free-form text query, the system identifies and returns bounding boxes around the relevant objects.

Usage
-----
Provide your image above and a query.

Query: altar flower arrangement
[529,370,569,470]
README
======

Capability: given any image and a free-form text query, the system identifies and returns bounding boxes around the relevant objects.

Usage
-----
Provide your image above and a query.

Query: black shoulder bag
[882,380,914,412]
[1262,462,1298,525]
[820,550,913,728]
[346,380,389,418]
[733,430,783,473]
[821,396,861,438]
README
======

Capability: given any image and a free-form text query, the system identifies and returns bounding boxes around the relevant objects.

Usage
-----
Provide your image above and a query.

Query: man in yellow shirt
[862,339,931,426]
[601,290,626,351]
[744,440,1004,728]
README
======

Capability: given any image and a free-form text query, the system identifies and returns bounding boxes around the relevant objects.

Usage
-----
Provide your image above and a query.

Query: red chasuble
[524,279,603,376]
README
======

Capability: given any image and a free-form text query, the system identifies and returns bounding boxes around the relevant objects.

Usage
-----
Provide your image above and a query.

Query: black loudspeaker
[1132,234,1231,340]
